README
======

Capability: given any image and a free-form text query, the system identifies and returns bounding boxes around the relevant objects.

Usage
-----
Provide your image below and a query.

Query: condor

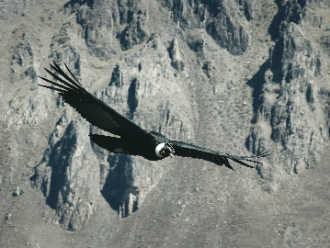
[39,62,268,170]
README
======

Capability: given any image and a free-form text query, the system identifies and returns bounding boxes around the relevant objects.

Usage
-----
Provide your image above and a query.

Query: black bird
[39,62,268,170]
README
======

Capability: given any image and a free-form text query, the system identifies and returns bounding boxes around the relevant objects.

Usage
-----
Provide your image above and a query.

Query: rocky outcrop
[1,31,54,130]
[34,117,100,231]
[73,1,119,58]
[63,0,151,58]
[269,0,306,39]
[168,38,184,71]
[159,0,252,55]
[248,19,327,192]
[11,35,34,67]
[120,1,150,51]
[205,0,250,55]
[0,93,47,129]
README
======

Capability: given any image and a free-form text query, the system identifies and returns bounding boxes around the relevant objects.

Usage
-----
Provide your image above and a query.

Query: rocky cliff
[0,0,330,247]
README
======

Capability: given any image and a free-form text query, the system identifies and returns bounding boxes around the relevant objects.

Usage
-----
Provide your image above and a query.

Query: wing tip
[223,158,235,171]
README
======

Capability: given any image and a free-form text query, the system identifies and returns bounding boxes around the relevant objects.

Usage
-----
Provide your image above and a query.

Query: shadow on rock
[64,0,93,9]
[246,59,270,123]
[101,154,138,216]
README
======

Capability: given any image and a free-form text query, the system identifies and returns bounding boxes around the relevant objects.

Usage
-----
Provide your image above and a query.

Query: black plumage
[39,62,268,170]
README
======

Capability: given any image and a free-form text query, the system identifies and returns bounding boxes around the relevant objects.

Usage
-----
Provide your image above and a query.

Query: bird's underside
[39,62,269,170]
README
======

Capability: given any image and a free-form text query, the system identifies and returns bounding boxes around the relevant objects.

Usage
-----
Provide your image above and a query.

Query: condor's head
[155,143,175,158]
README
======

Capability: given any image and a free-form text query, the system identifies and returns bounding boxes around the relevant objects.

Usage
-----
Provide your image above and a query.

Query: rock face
[73,0,150,57]
[0,0,330,247]
[159,0,252,55]
[33,117,100,231]
[247,1,329,193]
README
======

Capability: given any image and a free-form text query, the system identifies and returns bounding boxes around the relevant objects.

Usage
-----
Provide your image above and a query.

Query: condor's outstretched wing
[39,62,146,137]
[170,141,268,170]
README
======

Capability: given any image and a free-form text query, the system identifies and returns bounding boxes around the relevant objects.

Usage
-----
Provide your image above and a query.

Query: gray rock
[187,32,206,53]
[0,90,50,130]
[320,34,330,55]
[12,186,25,196]
[34,118,100,231]
[159,0,252,55]
[249,22,326,181]
[11,35,34,67]
[269,0,305,39]
[120,3,150,50]
[206,3,250,55]
[168,38,185,71]
[73,1,119,58]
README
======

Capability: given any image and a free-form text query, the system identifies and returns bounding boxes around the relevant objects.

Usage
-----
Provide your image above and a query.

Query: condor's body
[90,131,172,161]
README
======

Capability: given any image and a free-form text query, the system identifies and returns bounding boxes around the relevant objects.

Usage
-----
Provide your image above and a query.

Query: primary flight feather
[39,62,268,171]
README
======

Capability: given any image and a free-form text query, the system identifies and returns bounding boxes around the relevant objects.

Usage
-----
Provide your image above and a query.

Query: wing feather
[171,140,268,171]
[39,62,146,137]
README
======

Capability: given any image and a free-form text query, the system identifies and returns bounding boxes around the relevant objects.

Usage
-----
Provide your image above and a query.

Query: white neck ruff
[155,143,166,157]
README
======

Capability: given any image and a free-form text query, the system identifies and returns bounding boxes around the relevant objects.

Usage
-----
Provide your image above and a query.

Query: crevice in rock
[271,37,285,82]
[110,64,123,87]
[127,78,139,119]
[246,60,270,123]
[268,0,305,40]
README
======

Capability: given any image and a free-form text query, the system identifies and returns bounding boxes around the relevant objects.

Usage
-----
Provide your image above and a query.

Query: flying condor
[39,62,268,171]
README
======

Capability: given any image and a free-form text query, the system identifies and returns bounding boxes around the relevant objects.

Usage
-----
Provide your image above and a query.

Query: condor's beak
[165,144,175,158]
